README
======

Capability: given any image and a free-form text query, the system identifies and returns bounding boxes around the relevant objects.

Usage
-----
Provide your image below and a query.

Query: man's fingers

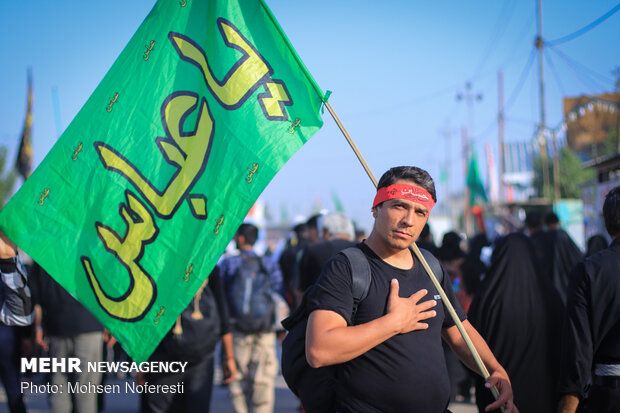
[409,288,428,302]
[417,299,437,311]
[417,309,437,321]
[389,279,400,299]
[484,378,514,412]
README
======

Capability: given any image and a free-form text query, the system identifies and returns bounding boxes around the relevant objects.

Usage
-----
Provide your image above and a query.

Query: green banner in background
[0,0,325,362]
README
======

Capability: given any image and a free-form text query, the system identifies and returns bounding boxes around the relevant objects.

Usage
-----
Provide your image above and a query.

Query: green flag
[0,0,325,362]
[466,150,488,205]
[330,190,344,213]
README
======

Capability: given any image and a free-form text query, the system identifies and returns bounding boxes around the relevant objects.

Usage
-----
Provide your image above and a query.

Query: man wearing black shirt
[297,212,356,293]
[558,185,620,413]
[32,265,105,413]
[305,166,516,413]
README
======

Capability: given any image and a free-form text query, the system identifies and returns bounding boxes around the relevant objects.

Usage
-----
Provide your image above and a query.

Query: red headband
[372,184,435,211]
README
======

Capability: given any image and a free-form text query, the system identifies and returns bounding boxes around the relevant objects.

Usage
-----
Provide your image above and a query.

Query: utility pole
[461,127,473,234]
[536,0,550,199]
[457,82,482,235]
[552,129,561,200]
[440,124,458,226]
[497,71,506,203]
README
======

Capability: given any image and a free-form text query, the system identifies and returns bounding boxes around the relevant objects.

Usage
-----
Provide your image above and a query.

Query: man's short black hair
[544,212,560,226]
[525,211,542,230]
[603,185,620,237]
[305,214,321,230]
[293,223,308,237]
[237,223,258,246]
[376,166,437,203]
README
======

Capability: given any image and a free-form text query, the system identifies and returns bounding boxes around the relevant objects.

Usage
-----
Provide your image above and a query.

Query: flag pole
[323,101,503,407]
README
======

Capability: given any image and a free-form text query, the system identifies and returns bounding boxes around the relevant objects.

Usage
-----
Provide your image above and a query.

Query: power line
[347,82,462,119]
[471,0,517,79]
[468,49,537,147]
[498,8,536,70]
[547,2,620,46]
[543,48,567,96]
[504,48,537,113]
[547,45,613,92]
[547,44,614,86]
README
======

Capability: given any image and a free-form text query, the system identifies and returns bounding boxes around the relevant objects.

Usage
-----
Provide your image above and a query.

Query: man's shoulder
[584,243,620,272]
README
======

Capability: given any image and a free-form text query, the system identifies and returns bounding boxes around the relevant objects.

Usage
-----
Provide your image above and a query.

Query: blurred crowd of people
[1,181,619,413]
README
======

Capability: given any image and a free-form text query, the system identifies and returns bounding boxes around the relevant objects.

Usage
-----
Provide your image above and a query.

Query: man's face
[371,180,430,251]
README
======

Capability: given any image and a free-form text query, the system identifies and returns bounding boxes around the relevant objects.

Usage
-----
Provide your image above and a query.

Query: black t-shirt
[307,242,466,413]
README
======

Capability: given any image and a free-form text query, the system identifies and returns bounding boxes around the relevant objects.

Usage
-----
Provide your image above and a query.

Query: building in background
[563,92,620,158]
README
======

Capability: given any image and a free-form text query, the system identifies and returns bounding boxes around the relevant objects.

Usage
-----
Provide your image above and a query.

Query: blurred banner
[16,68,33,179]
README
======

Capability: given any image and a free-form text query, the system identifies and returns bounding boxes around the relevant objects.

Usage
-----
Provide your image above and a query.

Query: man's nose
[401,209,415,226]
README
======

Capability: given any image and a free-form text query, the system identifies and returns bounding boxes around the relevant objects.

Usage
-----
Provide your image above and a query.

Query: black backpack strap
[418,248,443,284]
[341,247,371,321]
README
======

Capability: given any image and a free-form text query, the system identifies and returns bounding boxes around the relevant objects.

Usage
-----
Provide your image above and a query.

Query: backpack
[227,255,275,333]
[157,280,221,364]
[280,246,442,413]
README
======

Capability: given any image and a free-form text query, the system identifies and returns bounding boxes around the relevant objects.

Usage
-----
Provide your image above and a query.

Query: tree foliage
[533,145,594,199]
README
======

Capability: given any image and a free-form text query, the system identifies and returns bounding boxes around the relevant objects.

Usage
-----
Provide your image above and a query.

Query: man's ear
[371,207,378,219]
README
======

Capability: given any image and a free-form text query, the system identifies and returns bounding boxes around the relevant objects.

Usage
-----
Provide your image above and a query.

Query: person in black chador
[546,227,583,306]
[558,185,620,413]
[460,233,490,299]
[469,233,563,413]
[305,166,517,413]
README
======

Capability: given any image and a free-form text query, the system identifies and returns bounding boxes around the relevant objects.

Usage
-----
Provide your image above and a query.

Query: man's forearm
[306,310,399,368]
[443,320,506,377]
[557,394,579,413]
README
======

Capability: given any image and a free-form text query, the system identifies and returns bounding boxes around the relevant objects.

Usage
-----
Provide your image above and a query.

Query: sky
[1,1,619,234]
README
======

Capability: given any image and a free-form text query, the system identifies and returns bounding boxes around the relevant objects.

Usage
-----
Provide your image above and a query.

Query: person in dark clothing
[525,211,551,271]
[460,233,490,298]
[278,222,310,308]
[0,231,33,413]
[558,185,620,413]
[140,267,235,413]
[296,213,356,293]
[305,166,516,413]
[544,211,560,230]
[415,223,439,256]
[468,233,564,413]
[546,228,583,306]
[585,234,608,257]
[32,265,105,413]
[437,230,472,402]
